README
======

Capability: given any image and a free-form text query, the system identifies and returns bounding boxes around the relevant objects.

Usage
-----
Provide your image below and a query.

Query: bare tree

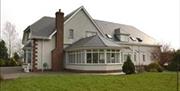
[151,47,161,61]
[160,43,174,65]
[151,43,174,66]
[3,21,20,58]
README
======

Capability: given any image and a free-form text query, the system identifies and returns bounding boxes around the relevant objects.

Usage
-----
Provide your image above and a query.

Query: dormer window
[69,29,74,39]
[120,34,129,42]
[114,28,129,42]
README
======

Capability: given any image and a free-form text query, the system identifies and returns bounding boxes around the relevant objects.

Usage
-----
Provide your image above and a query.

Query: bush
[167,61,180,71]
[122,55,135,74]
[0,75,3,81]
[0,59,6,66]
[43,62,48,70]
[145,62,163,72]
[167,50,180,71]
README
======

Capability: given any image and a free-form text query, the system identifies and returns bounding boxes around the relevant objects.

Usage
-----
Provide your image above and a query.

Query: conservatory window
[99,53,105,63]
[93,53,98,63]
[68,49,121,64]
[87,53,92,63]
[143,54,146,62]
[106,53,111,63]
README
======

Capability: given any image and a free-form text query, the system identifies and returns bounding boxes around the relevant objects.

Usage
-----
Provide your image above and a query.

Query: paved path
[0,66,22,74]
[0,67,124,80]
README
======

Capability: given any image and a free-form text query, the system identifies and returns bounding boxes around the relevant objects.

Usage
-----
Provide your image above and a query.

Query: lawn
[0,72,179,91]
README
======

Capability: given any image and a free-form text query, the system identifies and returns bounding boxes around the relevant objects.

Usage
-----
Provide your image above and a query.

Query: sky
[1,0,180,49]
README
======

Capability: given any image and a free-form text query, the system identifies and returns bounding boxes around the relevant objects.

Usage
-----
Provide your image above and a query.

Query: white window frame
[69,29,74,39]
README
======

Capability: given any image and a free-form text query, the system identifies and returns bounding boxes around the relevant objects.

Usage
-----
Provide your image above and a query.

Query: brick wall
[51,9,64,71]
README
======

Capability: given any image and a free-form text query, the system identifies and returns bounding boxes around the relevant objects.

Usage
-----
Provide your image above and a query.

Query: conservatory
[65,35,130,72]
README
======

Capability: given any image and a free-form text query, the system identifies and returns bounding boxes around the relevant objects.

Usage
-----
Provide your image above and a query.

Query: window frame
[69,29,74,39]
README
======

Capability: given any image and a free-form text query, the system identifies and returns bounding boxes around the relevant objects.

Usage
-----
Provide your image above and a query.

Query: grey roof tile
[30,16,55,39]
[94,20,158,45]
[66,34,122,50]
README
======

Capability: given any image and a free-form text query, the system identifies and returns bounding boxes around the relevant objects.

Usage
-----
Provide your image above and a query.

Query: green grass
[0,72,179,91]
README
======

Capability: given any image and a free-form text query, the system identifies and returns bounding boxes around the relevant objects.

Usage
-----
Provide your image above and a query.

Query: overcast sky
[1,0,180,49]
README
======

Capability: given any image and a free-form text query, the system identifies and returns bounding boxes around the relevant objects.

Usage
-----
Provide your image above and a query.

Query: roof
[23,6,158,46]
[26,6,103,39]
[94,20,158,45]
[66,34,126,50]
[29,16,55,39]
[23,41,32,49]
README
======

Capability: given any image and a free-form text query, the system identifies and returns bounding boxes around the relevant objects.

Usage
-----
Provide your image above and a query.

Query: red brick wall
[51,9,64,71]
[32,39,38,72]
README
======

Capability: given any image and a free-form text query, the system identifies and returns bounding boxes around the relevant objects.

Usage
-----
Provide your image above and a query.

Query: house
[22,6,161,72]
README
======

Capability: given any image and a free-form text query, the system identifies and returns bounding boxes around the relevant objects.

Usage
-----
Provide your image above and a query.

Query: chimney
[52,9,64,71]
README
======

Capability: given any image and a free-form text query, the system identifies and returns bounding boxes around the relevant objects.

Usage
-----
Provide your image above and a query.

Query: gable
[64,9,102,44]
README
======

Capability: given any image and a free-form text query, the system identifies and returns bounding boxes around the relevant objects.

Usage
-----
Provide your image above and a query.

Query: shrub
[7,58,18,66]
[122,55,135,74]
[0,59,5,66]
[0,75,3,81]
[43,62,48,70]
[167,50,180,71]
[145,62,163,72]
[167,61,180,71]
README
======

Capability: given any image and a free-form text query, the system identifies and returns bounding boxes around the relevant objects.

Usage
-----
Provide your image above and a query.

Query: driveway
[0,66,124,80]
[0,66,26,80]
[0,66,23,74]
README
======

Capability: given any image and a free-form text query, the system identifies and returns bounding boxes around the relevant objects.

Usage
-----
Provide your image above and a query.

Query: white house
[22,6,161,72]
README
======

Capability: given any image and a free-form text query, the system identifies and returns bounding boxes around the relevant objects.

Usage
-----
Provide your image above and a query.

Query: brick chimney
[52,9,64,71]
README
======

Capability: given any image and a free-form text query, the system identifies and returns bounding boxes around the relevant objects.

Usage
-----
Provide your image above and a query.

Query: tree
[151,43,174,66]
[3,21,21,58]
[122,55,135,74]
[13,52,20,61]
[167,50,180,71]
[160,43,174,66]
[0,40,8,60]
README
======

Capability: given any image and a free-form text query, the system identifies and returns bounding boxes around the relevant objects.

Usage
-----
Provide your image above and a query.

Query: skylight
[136,37,143,42]
[130,37,136,41]
[106,34,112,39]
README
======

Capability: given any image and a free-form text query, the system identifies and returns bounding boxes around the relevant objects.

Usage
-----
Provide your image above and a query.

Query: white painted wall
[64,10,99,44]
[36,36,55,70]
[65,64,123,71]
[121,45,160,66]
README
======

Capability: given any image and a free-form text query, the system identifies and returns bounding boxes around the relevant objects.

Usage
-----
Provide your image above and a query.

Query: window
[93,53,98,63]
[87,53,92,63]
[111,53,115,63]
[136,37,143,42]
[124,54,128,61]
[130,37,136,41]
[106,53,111,63]
[143,55,146,62]
[115,53,120,63]
[27,51,31,63]
[121,35,129,42]
[86,31,96,37]
[68,49,120,64]
[107,50,120,63]
[99,53,105,63]
[124,54,131,62]
[106,34,113,39]
[69,29,74,39]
